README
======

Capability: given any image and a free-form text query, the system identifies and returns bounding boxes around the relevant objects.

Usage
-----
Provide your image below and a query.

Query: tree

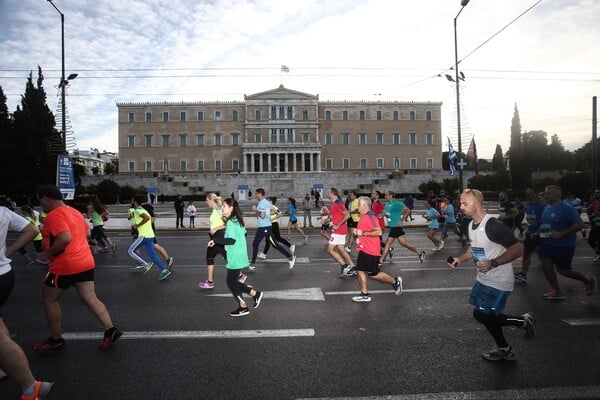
[492,144,505,171]
[509,104,527,190]
[0,86,14,195]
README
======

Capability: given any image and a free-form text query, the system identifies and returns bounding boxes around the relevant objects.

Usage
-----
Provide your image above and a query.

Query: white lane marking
[63,329,315,340]
[296,385,600,400]
[325,287,472,296]
[208,287,325,301]
[562,318,600,326]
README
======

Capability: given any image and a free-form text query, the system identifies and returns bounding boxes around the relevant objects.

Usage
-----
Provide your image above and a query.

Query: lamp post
[454,0,470,191]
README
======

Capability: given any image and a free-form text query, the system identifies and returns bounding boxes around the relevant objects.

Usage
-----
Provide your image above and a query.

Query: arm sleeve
[485,218,519,248]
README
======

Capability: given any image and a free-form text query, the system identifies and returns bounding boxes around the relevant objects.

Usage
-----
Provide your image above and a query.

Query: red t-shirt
[330,199,348,235]
[371,199,385,229]
[43,205,95,275]
[356,211,381,256]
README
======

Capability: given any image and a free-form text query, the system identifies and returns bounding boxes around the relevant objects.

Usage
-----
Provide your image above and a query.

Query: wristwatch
[490,259,499,268]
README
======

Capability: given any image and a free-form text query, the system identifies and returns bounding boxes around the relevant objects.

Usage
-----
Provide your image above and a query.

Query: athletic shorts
[355,251,381,276]
[538,245,575,270]
[388,227,406,238]
[43,268,95,289]
[523,233,541,255]
[0,269,16,312]
[321,222,330,231]
[468,281,510,315]
[347,220,358,229]
[329,233,346,246]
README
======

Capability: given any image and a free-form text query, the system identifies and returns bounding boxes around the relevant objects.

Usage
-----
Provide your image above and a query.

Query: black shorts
[355,252,381,276]
[43,268,95,289]
[321,223,330,231]
[0,269,16,313]
[388,227,406,238]
[523,233,541,255]
[347,220,358,229]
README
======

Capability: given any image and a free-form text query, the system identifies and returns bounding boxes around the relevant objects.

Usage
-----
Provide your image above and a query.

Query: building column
[316,153,321,172]
[267,152,272,172]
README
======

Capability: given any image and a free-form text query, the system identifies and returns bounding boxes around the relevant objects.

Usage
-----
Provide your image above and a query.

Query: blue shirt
[443,204,456,223]
[426,208,440,229]
[541,202,581,247]
[524,200,546,233]
[256,198,272,228]
[287,203,298,222]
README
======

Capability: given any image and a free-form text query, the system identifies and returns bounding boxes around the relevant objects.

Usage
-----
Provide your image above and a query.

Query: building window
[127,136,135,148]
[145,112,152,122]
[162,160,170,172]
[325,110,332,120]
[343,158,350,169]
[394,157,401,169]
[214,134,222,146]
[232,110,239,121]
[376,158,384,169]
[376,133,384,145]
[342,132,350,145]
[180,111,186,122]
[128,161,135,172]
[302,132,310,143]
[426,110,432,121]
[425,133,433,145]
[197,111,204,121]
[376,110,382,120]
[232,133,239,145]
[342,110,349,120]
[215,111,221,121]
[325,158,333,169]
[393,110,399,121]
[287,129,294,142]
[255,109,261,120]
[409,133,418,145]
[393,133,401,145]
[360,158,367,169]
[180,160,187,171]
[426,158,433,169]
[410,158,417,169]
[324,133,332,145]
[359,133,367,145]
[197,160,204,171]
[302,109,309,120]
[179,134,187,147]
[359,110,366,120]
[145,161,152,171]
[270,129,277,143]
[409,110,416,120]
[215,160,222,170]
[128,112,135,123]
[255,133,262,143]
[163,111,169,122]
[162,135,170,147]
[270,106,276,120]
[144,135,152,147]
[196,134,204,146]
[232,159,240,170]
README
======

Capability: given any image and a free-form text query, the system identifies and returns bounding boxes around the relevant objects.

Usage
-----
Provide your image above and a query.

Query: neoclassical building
[117,85,442,177]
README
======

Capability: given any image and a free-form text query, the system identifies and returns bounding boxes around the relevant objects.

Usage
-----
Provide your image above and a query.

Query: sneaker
[418,251,425,264]
[339,264,348,278]
[21,381,54,400]
[143,263,154,275]
[229,307,250,317]
[392,276,403,295]
[99,248,109,253]
[158,269,172,281]
[253,291,264,308]
[25,259,50,268]
[344,246,352,253]
[111,244,117,254]
[0,368,6,380]
[99,327,122,350]
[288,255,296,270]
[237,273,248,284]
[352,293,372,303]
[543,289,566,300]
[437,240,445,250]
[431,246,440,251]
[198,280,215,289]
[167,256,174,268]
[584,276,597,296]
[304,236,309,245]
[482,347,515,362]
[342,265,357,277]
[594,255,600,264]
[388,247,395,260]
[33,337,65,352]
[257,252,267,260]
[522,312,536,338]
[131,263,145,270]
[514,272,528,283]
[248,263,256,271]
[290,244,296,254]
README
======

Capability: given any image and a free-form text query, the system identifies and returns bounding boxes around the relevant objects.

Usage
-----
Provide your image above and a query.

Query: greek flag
[448,137,457,176]
[281,65,290,73]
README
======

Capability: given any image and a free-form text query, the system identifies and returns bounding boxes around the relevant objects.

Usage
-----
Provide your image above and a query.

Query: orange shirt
[42,205,95,274]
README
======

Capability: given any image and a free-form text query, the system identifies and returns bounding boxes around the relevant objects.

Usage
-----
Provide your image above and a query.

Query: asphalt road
[2,228,600,400]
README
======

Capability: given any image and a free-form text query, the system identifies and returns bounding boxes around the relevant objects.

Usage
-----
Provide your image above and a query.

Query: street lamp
[454,0,470,191]
[47,0,76,154]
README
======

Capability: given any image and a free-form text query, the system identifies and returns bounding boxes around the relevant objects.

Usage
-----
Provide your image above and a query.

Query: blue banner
[56,154,75,200]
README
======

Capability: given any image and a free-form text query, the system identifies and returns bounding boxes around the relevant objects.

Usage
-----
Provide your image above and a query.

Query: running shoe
[229,307,250,317]
[198,280,214,289]
[418,251,425,264]
[437,240,445,250]
[290,244,296,254]
[431,246,440,251]
[99,248,109,253]
[257,252,267,260]
[342,265,357,277]
[167,257,174,268]
[237,273,248,284]
[584,276,597,296]
[514,272,528,283]
[248,263,256,271]
[288,255,297,270]
[111,244,117,254]
[392,276,403,295]
[304,236,309,245]
[339,264,349,278]
[143,263,154,275]
[522,312,536,338]
[33,337,65,352]
[99,327,122,350]
[0,368,7,380]
[594,255,600,264]
[543,289,565,300]
[388,247,395,260]
[25,259,50,268]
[131,263,145,270]
[20,381,54,400]
[158,269,172,281]
[482,347,515,362]
[344,246,352,253]
[253,291,264,308]
[352,293,372,303]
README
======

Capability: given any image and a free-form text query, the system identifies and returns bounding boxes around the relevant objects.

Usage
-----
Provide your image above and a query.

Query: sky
[1,0,599,159]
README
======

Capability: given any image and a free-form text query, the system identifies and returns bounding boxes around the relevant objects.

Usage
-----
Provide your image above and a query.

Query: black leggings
[263,222,291,254]
[473,308,524,348]
[588,227,600,254]
[226,269,252,306]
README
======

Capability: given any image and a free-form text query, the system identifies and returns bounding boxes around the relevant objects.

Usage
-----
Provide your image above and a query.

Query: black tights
[473,308,524,348]
[226,269,252,307]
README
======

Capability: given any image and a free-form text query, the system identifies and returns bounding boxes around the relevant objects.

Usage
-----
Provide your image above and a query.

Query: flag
[448,137,457,176]
[467,137,479,175]
[281,65,290,73]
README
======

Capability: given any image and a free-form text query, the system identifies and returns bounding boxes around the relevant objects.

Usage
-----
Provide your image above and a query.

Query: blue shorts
[539,244,575,270]
[468,281,510,315]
